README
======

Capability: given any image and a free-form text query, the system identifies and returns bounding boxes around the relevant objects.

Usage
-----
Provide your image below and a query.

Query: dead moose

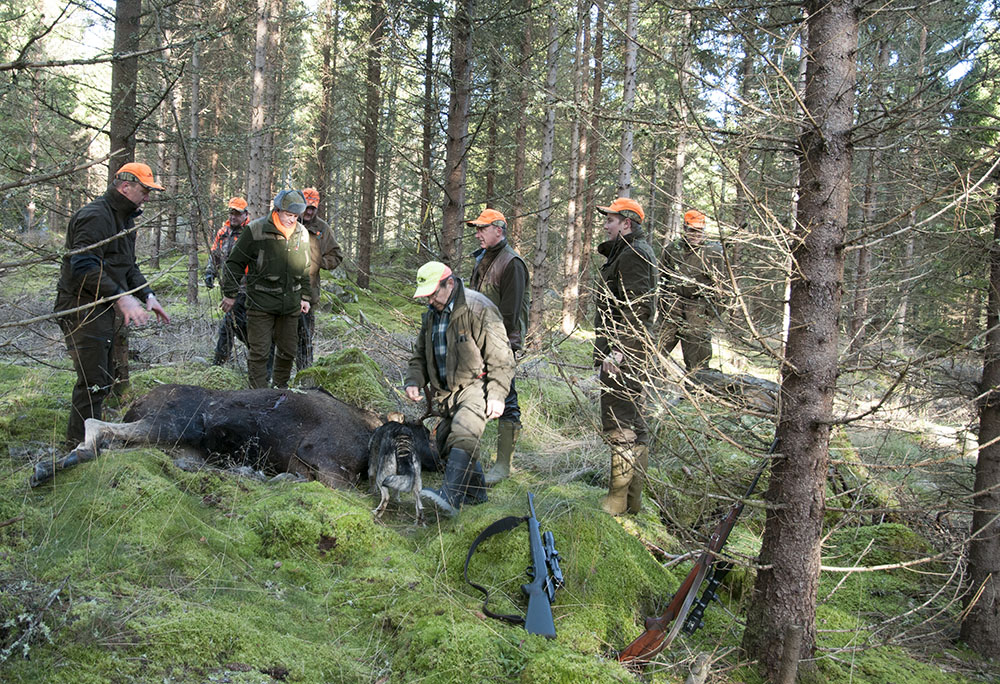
[30,385,440,507]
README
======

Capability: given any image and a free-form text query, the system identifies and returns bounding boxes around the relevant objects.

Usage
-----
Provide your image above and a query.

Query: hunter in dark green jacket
[594,197,657,517]
[221,190,312,389]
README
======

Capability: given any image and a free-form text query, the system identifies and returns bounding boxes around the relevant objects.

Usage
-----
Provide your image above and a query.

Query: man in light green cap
[222,189,312,389]
[404,261,515,516]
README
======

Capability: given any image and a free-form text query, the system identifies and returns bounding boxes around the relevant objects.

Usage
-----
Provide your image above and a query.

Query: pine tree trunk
[961,179,1000,657]
[441,0,473,268]
[578,7,603,322]
[526,2,558,347]
[186,8,201,304]
[742,1,859,679]
[357,0,384,289]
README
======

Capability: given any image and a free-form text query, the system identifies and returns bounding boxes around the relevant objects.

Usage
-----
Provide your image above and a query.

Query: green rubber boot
[601,441,634,516]
[626,444,649,514]
[486,421,519,485]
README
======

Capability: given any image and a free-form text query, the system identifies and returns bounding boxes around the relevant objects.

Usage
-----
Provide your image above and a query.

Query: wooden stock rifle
[618,439,776,667]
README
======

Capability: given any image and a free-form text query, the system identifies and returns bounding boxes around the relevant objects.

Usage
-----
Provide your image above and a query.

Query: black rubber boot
[421,448,474,516]
[464,460,488,505]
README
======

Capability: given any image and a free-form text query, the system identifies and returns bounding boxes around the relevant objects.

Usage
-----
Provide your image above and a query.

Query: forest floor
[0,238,996,683]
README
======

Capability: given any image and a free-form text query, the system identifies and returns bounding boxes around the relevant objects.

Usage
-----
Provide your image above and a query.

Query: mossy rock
[293,347,393,411]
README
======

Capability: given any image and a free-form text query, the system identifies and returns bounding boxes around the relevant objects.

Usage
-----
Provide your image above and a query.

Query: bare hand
[601,350,624,376]
[485,398,504,420]
[147,294,170,324]
[404,385,422,402]
[114,294,149,326]
[220,297,235,313]
[301,300,311,314]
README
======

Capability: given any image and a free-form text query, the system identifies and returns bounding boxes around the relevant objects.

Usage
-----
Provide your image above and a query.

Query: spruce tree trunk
[108,0,139,183]
[578,7,603,322]
[742,1,859,679]
[961,179,1000,657]
[419,11,434,258]
[560,11,585,335]
[665,9,692,244]
[509,0,532,250]
[357,0,384,289]
[526,2,558,347]
[441,0,473,268]
[248,0,273,217]
[616,0,637,197]
[316,0,339,218]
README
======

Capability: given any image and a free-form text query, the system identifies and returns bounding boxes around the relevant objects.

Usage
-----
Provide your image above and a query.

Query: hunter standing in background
[205,196,250,366]
[404,262,515,515]
[658,209,724,371]
[221,190,311,389]
[594,197,657,515]
[467,208,529,484]
[54,162,171,444]
[297,187,343,369]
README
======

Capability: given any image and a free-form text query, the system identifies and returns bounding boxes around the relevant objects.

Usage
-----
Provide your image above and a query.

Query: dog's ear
[385,412,405,424]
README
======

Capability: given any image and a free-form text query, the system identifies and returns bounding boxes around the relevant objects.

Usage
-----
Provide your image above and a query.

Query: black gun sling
[464,514,529,625]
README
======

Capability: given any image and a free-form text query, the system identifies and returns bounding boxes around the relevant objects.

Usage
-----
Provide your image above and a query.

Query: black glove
[204,273,214,289]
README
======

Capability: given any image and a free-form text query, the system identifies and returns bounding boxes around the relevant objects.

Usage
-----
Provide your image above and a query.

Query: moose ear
[385,412,405,424]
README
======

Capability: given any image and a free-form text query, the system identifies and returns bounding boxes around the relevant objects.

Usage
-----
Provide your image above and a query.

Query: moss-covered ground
[0,255,996,683]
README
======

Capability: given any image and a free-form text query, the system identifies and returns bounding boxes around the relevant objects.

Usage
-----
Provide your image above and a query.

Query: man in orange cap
[466,207,529,484]
[404,261,514,516]
[296,187,343,369]
[54,161,171,444]
[205,197,251,365]
[658,209,724,371]
[594,196,657,515]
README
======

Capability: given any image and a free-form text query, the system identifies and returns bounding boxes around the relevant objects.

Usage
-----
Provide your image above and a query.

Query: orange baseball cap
[302,187,320,207]
[465,208,507,228]
[684,210,706,228]
[597,197,644,224]
[413,261,453,298]
[115,162,164,190]
[228,197,248,211]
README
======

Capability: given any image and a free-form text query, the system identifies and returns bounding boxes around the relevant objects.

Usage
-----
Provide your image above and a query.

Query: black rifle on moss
[464,492,564,638]
[618,439,777,667]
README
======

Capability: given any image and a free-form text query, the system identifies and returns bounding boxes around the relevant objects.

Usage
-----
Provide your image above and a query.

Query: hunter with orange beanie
[205,196,250,365]
[296,187,343,369]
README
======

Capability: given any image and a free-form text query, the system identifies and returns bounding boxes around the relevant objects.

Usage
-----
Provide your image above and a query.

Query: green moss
[293,347,393,411]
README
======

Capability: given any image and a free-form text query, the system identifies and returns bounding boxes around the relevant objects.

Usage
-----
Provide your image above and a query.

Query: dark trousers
[500,376,521,425]
[246,309,299,389]
[599,362,648,444]
[212,293,248,365]
[60,307,116,443]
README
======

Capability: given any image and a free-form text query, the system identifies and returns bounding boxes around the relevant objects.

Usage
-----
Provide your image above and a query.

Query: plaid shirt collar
[429,297,454,388]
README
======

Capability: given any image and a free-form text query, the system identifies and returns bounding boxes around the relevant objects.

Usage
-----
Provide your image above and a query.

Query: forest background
[3,0,1000,682]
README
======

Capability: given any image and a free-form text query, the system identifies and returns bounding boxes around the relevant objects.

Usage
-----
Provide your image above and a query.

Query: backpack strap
[464,515,529,625]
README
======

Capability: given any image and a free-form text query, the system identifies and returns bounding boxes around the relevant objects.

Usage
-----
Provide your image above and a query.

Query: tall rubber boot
[421,448,474,517]
[464,459,488,505]
[626,444,649,514]
[486,421,519,485]
[601,441,634,516]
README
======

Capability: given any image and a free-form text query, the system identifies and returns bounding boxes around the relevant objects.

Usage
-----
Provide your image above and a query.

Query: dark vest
[471,240,530,350]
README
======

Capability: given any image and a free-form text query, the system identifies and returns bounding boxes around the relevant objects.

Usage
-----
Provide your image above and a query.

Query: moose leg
[31,417,155,487]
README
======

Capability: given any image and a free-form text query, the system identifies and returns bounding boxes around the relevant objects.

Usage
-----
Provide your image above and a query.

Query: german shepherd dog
[368,413,433,524]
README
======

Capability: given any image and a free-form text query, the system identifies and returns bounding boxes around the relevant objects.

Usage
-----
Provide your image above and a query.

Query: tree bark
[509,0,532,250]
[616,0,638,197]
[961,179,1000,657]
[560,8,586,335]
[419,10,434,258]
[742,1,859,679]
[665,9,692,244]
[316,0,340,218]
[526,2,558,347]
[248,0,274,217]
[441,0,473,268]
[578,6,603,322]
[108,0,140,183]
[357,0,384,289]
